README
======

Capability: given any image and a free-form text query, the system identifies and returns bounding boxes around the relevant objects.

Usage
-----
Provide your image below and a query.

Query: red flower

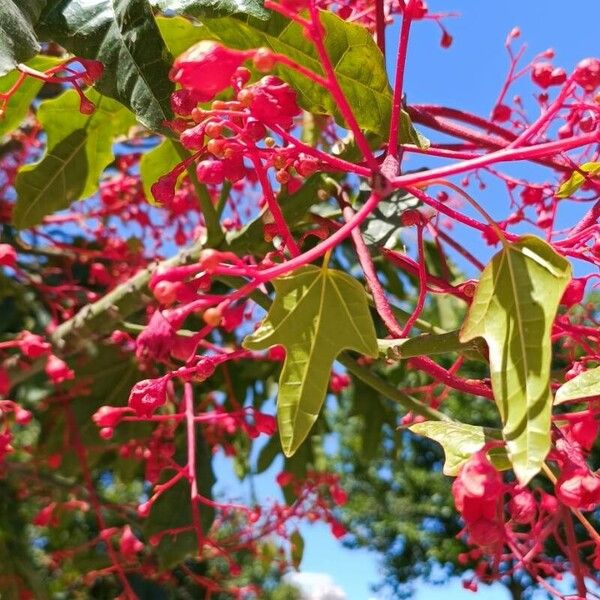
[92,406,133,428]
[136,311,177,361]
[170,41,248,100]
[509,489,537,524]
[247,76,301,129]
[19,332,51,359]
[128,376,169,418]
[574,58,600,92]
[0,244,16,268]
[45,355,74,384]
[556,466,600,511]
[120,525,144,558]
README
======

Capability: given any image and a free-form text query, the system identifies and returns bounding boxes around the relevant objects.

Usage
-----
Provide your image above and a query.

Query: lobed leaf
[409,421,511,476]
[460,236,571,484]
[0,1,45,77]
[38,0,174,131]
[243,265,378,456]
[555,366,600,404]
[13,89,136,228]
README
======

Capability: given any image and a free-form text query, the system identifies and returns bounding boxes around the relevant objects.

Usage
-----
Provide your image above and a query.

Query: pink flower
[120,525,144,558]
[509,489,537,524]
[170,41,248,100]
[0,244,16,268]
[45,355,74,384]
[556,466,600,511]
[128,376,169,417]
[19,331,51,359]
[574,58,600,91]
[136,311,177,361]
[0,368,9,396]
[247,76,301,129]
[92,406,133,428]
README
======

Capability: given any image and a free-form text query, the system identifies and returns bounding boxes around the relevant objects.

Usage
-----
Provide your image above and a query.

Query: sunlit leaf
[0,55,61,137]
[243,265,378,456]
[556,162,600,198]
[460,236,571,484]
[555,366,600,404]
[14,89,136,228]
[151,0,268,20]
[157,15,216,57]
[409,421,511,475]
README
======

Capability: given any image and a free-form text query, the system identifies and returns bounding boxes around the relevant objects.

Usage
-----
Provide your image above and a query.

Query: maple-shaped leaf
[243,265,378,456]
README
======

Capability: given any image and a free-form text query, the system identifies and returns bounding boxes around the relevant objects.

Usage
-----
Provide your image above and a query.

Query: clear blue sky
[216,2,600,599]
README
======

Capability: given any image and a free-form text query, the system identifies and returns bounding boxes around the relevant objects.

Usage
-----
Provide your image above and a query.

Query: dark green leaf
[409,421,511,476]
[14,89,136,228]
[0,55,60,137]
[243,265,378,456]
[38,0,173,131]
[0,1,45,76]
[152,0,268,20]
[555,366,600,404]
[204,11,420,141]
[460,236,571,484]
[557,162,600,198]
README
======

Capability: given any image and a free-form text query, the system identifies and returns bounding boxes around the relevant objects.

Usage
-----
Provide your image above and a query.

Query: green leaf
[204,11,420,142]
[408,421,511,476]
[243,265,378,456]
[152,0,268,20]
[459,236,571,484]
[0,1,45,76]
[38,0,173,131]
[555,366,600,404]
[157,15,216,57]
[290,529,304,569]
[140,139,181,204]
[13,88,136,228]
[557,162,600,198]
[0,55,61,137]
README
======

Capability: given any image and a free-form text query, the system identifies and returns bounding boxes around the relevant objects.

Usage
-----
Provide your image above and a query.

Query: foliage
[0,1,599,599]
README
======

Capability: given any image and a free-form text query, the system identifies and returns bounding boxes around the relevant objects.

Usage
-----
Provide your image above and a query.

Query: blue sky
[214,2,600,599]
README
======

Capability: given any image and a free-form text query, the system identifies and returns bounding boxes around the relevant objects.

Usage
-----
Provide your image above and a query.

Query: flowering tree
[1,0,600,598]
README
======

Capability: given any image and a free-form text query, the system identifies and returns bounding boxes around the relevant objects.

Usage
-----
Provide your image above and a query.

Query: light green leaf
[555,366,600,404]
[409,421,511,476]
[157,15,216,57]
[140,139,182,205]
[38,0,173,131]
[152,0,268,20]
[557,162,600,198]
[13,89,136,228]
[243,265,378,456]
[459,236,571,484]
[0,55,61,137]
[204,11,422,143]
[0,1,45,76]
